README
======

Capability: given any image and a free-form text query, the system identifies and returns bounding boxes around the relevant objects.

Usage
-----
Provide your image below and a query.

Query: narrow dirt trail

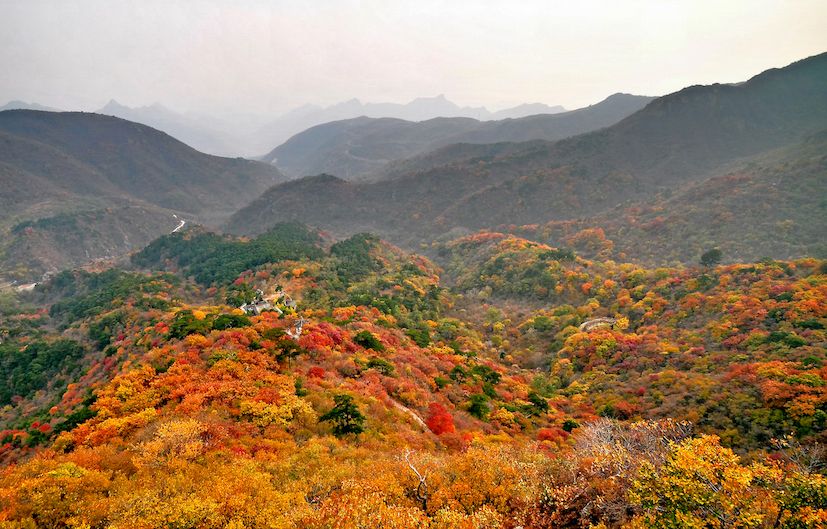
[390,399,428,431]
[171,214,186,233]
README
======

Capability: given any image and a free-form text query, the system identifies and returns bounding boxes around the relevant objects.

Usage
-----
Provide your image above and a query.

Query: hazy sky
[2,0,826,116]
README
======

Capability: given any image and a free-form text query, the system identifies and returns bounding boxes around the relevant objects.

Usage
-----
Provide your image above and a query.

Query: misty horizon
[3,0,827,119]
[3,93,573,122]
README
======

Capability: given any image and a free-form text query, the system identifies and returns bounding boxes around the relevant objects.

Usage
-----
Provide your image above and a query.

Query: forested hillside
[0,110,284,220]
[228,53,827,266]
[3,2,825,527]
[0,224,824,527]
[0,110,286,280]
[496,131,827,264]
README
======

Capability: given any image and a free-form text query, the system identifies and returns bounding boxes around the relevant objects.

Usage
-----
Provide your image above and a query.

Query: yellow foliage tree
[628,435,781,529]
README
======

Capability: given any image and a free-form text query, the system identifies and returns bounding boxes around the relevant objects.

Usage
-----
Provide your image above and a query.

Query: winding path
[390,399,428,431]
[171,214,186,233]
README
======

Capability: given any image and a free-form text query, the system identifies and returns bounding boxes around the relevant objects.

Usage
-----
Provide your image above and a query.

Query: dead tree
[404,449,428,511]
[286,316,305,340]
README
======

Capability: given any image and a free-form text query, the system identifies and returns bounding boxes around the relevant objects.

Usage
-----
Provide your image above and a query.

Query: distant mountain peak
[0,100,60,112]
[99,99,170,113]
[413,94,449,102]
[604,92,636,99]
[99,99,129,113]
[3,100,36,108]
[410,94,453,103]
[331,98,363,109]
[492,102,567,119]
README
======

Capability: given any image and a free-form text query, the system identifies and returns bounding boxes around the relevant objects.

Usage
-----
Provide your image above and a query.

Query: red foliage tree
[426,403,455,435]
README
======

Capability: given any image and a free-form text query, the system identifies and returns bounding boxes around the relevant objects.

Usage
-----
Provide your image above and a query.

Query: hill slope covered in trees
[0,224,824,527]
[0,110,286,280]
[228,53,827,266]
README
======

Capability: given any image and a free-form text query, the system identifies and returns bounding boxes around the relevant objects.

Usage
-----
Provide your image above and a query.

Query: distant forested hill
[262,93,653,181]
[0,110,285,279]
[228,52,827,264]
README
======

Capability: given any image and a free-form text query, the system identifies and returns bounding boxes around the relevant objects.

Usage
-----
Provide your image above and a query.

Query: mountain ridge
[254,94,570,155]
[0,100,61,112]
[261,93,653,180]
[95,99,240,156]
[0,109,286,279]
[227,52,827,264]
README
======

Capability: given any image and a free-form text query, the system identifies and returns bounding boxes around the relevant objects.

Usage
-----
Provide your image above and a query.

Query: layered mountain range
[9,95,570,157]
[261,93,653,180]
[0,110,284,278]
[1,53,825,280]
[1,49,826,529]
[95,100,239,157]
[227,52,827,263]
[255,94,568,153]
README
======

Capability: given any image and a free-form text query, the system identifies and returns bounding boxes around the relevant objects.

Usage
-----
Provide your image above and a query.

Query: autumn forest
[0,220,824,528]
[2,4,827,528]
